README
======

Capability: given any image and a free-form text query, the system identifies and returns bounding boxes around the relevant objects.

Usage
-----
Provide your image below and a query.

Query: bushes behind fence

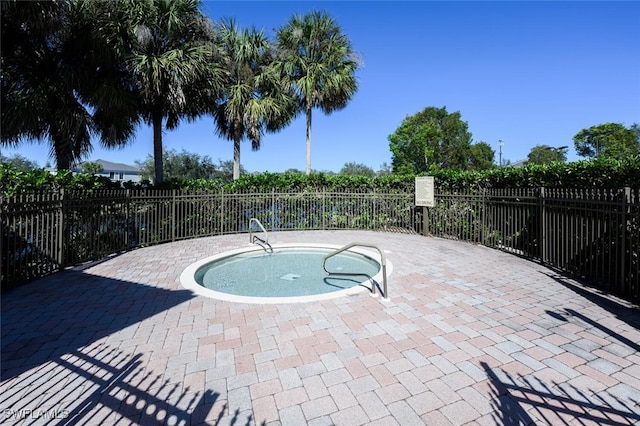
[2,156,639,196]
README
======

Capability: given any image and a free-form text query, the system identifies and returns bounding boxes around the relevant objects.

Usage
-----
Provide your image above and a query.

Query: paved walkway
[1,231,639,425]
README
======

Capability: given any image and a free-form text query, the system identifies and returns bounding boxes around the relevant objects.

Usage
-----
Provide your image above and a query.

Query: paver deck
[1,230,639,425]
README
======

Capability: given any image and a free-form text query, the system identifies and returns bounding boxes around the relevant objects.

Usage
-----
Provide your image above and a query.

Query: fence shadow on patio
[542,271,640,332]
[481,361,640,425]
[1,269,194,382]
[2,343,229,425]
[0,270,262,424]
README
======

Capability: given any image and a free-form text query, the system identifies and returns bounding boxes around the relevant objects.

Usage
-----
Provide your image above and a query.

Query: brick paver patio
[1,230,639,425]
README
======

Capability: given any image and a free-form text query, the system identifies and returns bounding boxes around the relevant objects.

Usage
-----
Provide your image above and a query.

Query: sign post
[415,176,435,236]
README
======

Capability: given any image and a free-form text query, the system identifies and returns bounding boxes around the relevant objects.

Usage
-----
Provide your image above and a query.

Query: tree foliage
[81,161,104,176]
[376,162,393,177]
[573,122,639,159]
[468,142,495,171]
[527,145,568,165]
[136,149,241,183]
[101,0,225,183]
[388,106,479,173]
[0,163,119,196]
[430,156,640,190]
[2,156,639,198]
[339,162,376,178]
[213,19,296,180]
[275,10,360,174]
[1,0,139,170]
[0,154,40,171]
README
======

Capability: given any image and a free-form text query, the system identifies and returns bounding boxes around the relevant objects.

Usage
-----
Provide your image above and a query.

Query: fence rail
[422,187,638,301]
[1,187,638,302]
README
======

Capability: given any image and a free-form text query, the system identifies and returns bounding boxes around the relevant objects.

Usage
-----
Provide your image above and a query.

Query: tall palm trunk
[305,106,312,175]
[53,137,72,171]
[233,136,241,180]
[152,110,164,183]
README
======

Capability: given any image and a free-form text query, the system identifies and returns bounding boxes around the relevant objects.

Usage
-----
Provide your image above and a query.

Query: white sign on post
[415,176,435,207]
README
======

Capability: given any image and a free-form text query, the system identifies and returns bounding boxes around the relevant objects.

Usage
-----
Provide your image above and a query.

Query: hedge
[1,156,638,197]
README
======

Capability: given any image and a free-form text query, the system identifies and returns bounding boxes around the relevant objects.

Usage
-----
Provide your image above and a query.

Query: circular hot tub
[180,243,391,304]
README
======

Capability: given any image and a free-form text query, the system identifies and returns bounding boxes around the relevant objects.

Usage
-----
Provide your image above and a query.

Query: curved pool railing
[249,218,272,253]
[322,242,389,300]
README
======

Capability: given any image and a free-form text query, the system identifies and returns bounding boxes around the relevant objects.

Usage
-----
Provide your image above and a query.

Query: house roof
[74,159,140,173]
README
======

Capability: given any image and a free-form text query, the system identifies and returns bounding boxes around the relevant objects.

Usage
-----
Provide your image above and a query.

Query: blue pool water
[194,247,380,298]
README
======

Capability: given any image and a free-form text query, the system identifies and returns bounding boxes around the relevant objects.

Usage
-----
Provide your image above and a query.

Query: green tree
[527,145,568,165]
[631,123,640,142]
[388,106,473,173]
[213,20,295,180]
[0,154,39,171]
[275,11,360,175]
[339,162,375,178]
[81,161,104,176]
[1,0,139,170]
[111,0,225,183]
[573,122,639,159]
[284,168,304,174]
[468,142,495,170]
[214,159,242,182]
[376,162,393,177]
[136,149,242,182]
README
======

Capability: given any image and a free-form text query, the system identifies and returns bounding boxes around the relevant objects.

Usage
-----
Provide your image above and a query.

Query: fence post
[269,188,276,231]
[58,188,65,269]
[480,188,486,244]
[539,187,546,263]
[422,206,429,236]
[125,189,130,249]
[322,188,326,230]
[372,189,376,230]
[620,187,630,296]
[221,188,225,235]
[171,189,176,242]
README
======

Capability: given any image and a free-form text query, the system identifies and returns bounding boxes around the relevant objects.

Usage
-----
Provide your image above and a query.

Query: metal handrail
[249,218,272,253]
[322,242,389,300]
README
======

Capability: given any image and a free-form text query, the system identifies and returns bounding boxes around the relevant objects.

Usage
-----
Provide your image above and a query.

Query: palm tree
[1,0,139,170]
[116,0,225,183]
[213,20,296,180]
[275,10,360,174]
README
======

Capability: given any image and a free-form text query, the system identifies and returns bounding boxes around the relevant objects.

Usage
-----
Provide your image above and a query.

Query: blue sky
[5,1,640,172]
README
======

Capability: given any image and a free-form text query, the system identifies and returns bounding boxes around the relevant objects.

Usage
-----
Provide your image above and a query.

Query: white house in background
[72,159,142,183]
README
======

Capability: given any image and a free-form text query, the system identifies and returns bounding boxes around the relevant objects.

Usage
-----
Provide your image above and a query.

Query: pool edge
[179,243,393,304]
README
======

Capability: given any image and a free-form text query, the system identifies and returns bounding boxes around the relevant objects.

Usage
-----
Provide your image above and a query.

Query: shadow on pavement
[0,269,236,423]
[542,272,640,331]
[1,268,193,381]
[481,361,640,425]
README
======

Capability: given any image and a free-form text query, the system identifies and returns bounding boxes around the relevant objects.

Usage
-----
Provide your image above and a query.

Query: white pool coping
[179,242,393,304]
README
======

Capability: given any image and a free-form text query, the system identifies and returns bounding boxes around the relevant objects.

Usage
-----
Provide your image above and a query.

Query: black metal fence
[423,187,639,301]
[1,187,638,302]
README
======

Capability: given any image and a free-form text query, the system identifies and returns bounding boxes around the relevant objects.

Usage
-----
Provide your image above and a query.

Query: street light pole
[498,139,504,167]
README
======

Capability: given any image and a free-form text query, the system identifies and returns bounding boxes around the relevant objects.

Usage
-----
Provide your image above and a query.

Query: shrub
[1,156,638,198]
